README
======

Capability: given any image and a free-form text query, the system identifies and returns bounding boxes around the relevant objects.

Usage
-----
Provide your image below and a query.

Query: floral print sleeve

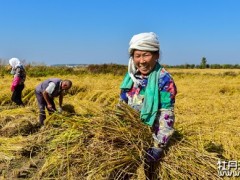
[158,68,177,109]
[152,68,177,148]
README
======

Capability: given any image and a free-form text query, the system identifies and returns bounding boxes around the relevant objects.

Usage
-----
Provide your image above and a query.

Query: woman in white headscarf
[120,32,177,164]
[9,57,26,106]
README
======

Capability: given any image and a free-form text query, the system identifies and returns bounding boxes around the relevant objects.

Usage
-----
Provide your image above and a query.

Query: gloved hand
[145,147,163,162]
[47,104,56,112]
[58,107,63,113]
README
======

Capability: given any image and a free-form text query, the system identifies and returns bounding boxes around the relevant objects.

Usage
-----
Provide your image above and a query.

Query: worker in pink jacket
[9,58,26,106]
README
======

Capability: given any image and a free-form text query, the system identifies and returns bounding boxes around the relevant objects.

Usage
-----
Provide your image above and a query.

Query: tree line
[165,57,240,69]
[1,57,240,73]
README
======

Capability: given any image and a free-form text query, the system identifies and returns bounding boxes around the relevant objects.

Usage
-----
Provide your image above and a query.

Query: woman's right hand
[47,104,53,110]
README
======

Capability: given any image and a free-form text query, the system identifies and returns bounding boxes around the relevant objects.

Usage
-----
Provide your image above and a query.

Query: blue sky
[0,0,240,65]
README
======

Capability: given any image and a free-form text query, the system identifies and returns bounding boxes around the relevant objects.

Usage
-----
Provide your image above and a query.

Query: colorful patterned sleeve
[158,68,177,109]
[152,68,177,148]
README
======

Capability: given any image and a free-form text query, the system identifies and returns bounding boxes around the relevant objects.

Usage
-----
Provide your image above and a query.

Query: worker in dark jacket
[35,78,72,125]
[9,58,26,106]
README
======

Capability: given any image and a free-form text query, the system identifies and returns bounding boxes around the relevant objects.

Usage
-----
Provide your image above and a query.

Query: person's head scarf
[128,32,159,55]
[128,32,160,85]
[9,58,22,69]
[9,58,23,74]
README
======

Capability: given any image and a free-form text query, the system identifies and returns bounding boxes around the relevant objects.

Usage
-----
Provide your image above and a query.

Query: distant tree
[190,64,195,69]
[200,57,207,68]
[233,64,240,69]
[210,64,221,69]
[184,64,191,69]
[222,64,232,69]
[195,65,200,69]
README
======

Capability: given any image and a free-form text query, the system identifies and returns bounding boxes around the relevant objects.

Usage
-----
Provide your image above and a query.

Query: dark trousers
[11,84,24,106]
[35,90,56,125]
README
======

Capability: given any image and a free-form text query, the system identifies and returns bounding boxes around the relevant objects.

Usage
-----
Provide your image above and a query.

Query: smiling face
[133,50,159,75]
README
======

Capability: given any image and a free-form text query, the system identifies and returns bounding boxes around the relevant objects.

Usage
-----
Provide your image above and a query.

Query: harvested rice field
[0,68,240,179]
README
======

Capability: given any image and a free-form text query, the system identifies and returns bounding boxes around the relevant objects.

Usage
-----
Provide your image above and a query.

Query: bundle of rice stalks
[32,102,152,179]
[35,101,222,180]
[0,136,27,162]
[84,103,152,179]
[159,137,221,179]
[0,116,39,137]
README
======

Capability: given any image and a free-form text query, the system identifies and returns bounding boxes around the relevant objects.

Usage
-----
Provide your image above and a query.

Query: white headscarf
[128,32,159,55]
[9,57,22,69]
[128,32,160,86]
